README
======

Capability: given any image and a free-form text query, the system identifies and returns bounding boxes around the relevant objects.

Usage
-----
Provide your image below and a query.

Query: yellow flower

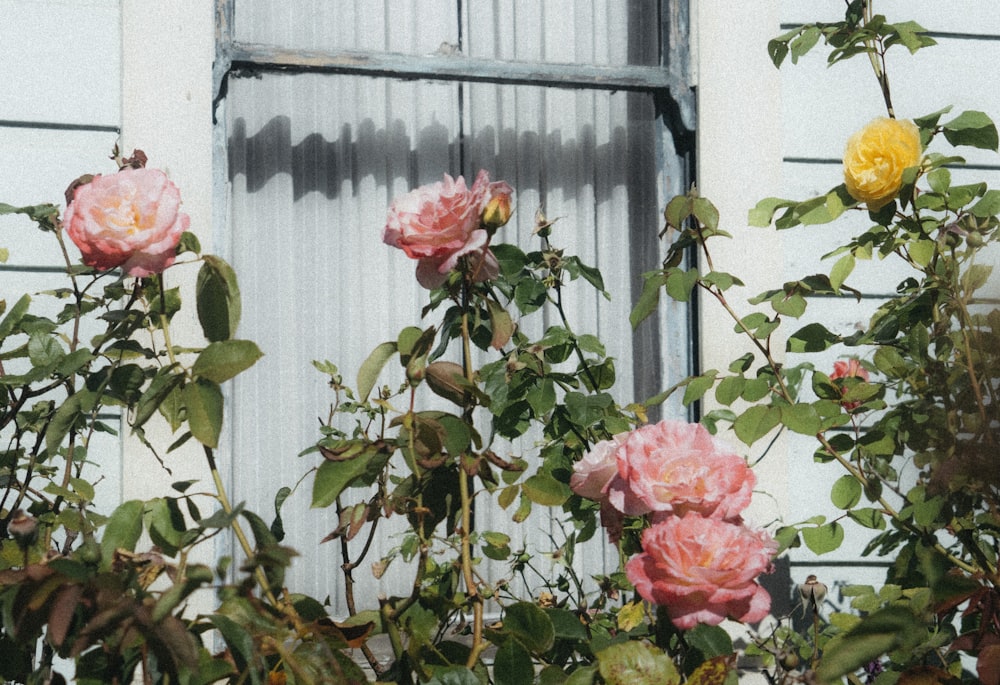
[843,117,922,210]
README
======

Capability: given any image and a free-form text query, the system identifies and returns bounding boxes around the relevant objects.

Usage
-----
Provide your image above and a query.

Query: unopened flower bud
[8,509,39,549]
[798,574,827,615]
[481,192,513,232]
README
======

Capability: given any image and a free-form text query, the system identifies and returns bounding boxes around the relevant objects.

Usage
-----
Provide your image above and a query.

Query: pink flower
[830,359,870,410]
[606,420,755,521]
[625,513,777,629]
[383,170,513,288]
[571,436,629,542]
[64,167,189,277]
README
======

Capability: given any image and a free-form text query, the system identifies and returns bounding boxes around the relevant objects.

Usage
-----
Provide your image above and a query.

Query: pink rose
[830,359,870,410]
[625,513,777,629]
[571,436,629,542]
[606,420,755,521]
[64,167,189,277]
[383,170,512,288]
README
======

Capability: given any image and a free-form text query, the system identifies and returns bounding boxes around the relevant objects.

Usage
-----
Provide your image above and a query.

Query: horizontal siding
[772,7,1000,600]
[782,1,1000,37]
[0,0,124,513]
[0,0,120,127]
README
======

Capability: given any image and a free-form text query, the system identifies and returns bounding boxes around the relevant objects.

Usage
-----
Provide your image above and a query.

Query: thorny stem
[458,275,485,667]
[203,445,279,606]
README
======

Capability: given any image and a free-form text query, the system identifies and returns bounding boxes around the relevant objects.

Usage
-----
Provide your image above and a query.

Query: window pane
[232,0,660,66]
[225,71,681,608]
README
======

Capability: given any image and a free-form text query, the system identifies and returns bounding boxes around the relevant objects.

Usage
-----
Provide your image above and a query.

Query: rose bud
[8,509,39,549]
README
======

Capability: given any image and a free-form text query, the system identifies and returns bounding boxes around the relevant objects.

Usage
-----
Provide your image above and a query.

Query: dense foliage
[0,2,997,684]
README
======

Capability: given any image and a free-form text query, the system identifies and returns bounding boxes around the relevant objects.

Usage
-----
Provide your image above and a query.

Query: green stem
[203,445,279,605]
[458,279,485,668]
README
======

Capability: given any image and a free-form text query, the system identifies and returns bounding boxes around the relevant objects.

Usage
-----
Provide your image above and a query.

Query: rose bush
[842,116,922,210]
[64,165,189,276]
[625,513,777,629]
[382,169,512,288]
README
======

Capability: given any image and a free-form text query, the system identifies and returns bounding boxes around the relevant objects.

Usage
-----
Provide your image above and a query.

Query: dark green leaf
[196,255,242,342]
[494,639,535,685]
[831,475,863,509]
[504,601,555,652]
[787,323,841,353]
[192,339,263,384]
[184,378,224,448]
[522,472,570,507]
[100,500,145,570]
[815,607,922,682]
[942,110,999,151]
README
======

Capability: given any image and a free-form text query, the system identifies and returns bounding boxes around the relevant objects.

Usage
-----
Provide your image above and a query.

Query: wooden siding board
[781,1,1000,37]
[0,0,120,126]
[781,34,1000,165]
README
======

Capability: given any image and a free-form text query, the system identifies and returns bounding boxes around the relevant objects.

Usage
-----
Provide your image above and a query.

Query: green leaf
[192,340,263,383]
[494,639,535,685]
[815,606,922,682]
[969,189,1000,217]
[829,253,855,291]
[0,293,30,341]
[133,365,184,430]
[196,255,242,342]
[692,196,720,231]
[942,110,999,151]
[357,341,397,402]
[733,405,781,446]
[100,500,145,570]
[486,297,515,349]
[183,378,224,448]
[962,264,992,295]
[504,602,555,652]
[683,370,718,406]
[631,272,665,329]
[787,323,841,353]
[685,623,733,658]
[208,614,258,678]
[665,268,700,303]
[546,607,589,640]
[310,445,391,508]
[28,332,64,368]
[714,375,745,406]
[801,521,844,555]
[848,508,885,529]
[780,403,821,435]
[46,390,86,457]
[522,472,571,507]
[748,197,796,227]
[830,475,863,509]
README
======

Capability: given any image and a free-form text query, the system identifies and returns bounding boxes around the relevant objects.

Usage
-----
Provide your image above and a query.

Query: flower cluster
[843,117,922,210]
[383,170,513,288]
[64,165,188,277]
[571,419,777,629]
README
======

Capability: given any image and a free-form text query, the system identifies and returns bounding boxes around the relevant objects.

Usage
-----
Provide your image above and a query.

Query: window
[214,0,695,610]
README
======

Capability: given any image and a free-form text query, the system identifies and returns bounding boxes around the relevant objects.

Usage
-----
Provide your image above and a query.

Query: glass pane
[233,0,660,66]
[224,71,680,610]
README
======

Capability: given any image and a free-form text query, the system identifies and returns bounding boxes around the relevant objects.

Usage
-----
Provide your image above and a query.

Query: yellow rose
[843,117,922,210]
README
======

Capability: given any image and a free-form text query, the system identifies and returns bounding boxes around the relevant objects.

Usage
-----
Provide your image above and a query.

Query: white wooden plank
[782,36,1000,167]
[781,1,1000,36]
[0,127,121,265]
[0,0,120,125]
